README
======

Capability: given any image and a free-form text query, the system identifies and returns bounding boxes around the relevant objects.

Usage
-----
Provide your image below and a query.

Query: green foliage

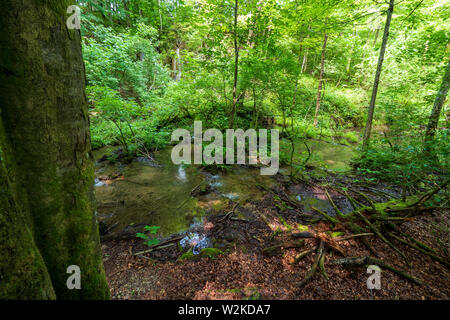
[136,225,161,247]
[79,0,447,184]
[353,129,449,184]
[82,21,169,104]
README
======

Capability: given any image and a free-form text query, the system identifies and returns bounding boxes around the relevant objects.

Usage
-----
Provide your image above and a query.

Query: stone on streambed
[135,156,162,168]
[94,178,106,187]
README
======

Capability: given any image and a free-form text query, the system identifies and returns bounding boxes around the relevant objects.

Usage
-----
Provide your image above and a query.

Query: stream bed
[94,139,356,238]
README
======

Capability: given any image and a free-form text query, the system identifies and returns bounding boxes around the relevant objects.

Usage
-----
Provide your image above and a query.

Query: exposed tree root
[407,178,449,209]
[336,233,374,241]
[263,240,305,257]
[342,189,365,210]
[311,206,338,224]
[298,240,325,288]
[290,248,315,264]
[319,249,329,280]
[385,230,450,268]
[331,256,423,285]
[355,211,411,268]
[325,189,344,217]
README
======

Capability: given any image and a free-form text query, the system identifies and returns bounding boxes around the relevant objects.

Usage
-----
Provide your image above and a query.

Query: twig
[134,236,183,256]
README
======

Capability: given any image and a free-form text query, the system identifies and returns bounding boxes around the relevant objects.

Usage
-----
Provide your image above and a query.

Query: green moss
[330,231,344,238]
[374,196,419,215]
[179,248,224,260]
[200,248,223,259]
[277,215,293,231]
[179,249,197,260]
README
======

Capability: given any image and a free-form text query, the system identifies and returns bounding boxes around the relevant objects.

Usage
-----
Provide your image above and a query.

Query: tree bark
[362,0,395,149]
[314,21,328,127]
[425,59,450,141]
[0,125,56,299]
[0,0,110,299]
[229,0,239,129]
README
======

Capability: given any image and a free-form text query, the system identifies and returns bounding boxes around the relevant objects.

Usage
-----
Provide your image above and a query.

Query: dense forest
[0,0,449,301]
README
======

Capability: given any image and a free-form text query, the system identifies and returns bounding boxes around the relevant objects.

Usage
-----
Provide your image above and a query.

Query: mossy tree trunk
[0,0,110,299]
[0,123,56,299]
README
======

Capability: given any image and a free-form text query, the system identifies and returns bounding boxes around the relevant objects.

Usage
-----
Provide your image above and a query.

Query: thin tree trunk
[0,0,110,299]
[314,21,328,127]
[362,0,395,149]
[373,26,380,47]
[301,49,308,73]
[229,0,239,129]
[347,28,357,74]
[158,0,163,33]
[425,59,450,141]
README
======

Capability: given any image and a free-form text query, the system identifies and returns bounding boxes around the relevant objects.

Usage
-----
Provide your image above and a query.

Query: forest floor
[101,173,450,300]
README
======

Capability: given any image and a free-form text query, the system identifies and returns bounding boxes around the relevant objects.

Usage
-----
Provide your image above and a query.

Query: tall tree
[314,20,328,127]
[0,0,110,299]
[229,0,240,129]
[425,59,450,142]
[362,0,395,149]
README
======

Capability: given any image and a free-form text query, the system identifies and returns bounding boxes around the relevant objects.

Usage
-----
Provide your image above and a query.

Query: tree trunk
[362,0,395,149]
[175,47,182,81]
[373,26,380,47]
[0,0,110,299]
[0,127,56,299]
[425,59,450,141]
[229,0,239,129]
[346,28,356,74]
[301,49,308,73]
[314,21,328,127]
[158,0,163,33]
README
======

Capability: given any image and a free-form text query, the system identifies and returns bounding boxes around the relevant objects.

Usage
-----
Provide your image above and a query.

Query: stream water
[94,139,356,237]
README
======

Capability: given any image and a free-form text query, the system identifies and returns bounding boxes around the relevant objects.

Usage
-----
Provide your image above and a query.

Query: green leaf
[136,233,147,239]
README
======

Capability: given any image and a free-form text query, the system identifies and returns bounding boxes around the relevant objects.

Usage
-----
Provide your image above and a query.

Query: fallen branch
[134,236,183,256]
